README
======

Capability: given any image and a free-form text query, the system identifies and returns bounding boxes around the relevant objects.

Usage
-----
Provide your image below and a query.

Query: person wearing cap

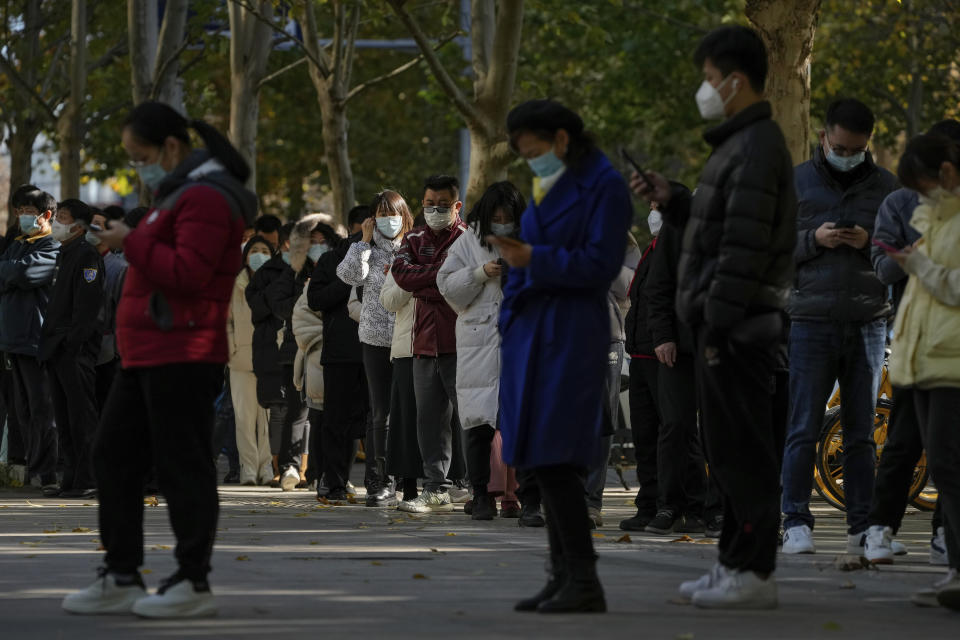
[491,99,632,614]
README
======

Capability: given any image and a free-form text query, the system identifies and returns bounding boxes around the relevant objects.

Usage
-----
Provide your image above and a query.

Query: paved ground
[0,467,955,639]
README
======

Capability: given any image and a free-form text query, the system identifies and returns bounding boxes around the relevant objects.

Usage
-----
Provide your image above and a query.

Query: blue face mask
[248,253,270,272]
[491,222,516,237]
[137,162,169,191]
[825,145,865,173]
[308,244,329,263]
[376,216,404,239]
[281,251,291,265]
[527,148,565,178]
[19,215,40,235]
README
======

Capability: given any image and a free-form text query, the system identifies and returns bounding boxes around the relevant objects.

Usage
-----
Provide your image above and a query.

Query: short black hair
[21,188,57,214]
[347,205,372,228]
[466,181,526,250]
[57,199,93,226]
[102,205,126,221]
[694,26,768,93]
[254,214,282,234]
[897,134,960,193]
[506,99,598,171]
[279,221,296,246]
[125,206,150,229]
[422,175,460,202]
[10,184,40,209]
[825,98,875,136]
[929,119,960,143]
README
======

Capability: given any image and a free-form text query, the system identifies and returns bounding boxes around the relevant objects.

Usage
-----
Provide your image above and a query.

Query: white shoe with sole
[691,570,778,610]
[781,525,816,554]
[132,575,217,619]
[280,466,300,492]
[62,569,146,615]
[864,525,894,564]
[846,531,868,556]
[447,487,471,504]
[397,489,454,513]
[679,563,727,599]
[912,568,959,608]
[931,527,949,566]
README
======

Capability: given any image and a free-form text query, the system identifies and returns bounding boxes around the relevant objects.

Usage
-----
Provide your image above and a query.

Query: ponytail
[123,101,250,184]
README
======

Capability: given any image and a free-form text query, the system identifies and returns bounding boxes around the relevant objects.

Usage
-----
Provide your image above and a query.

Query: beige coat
[380,270,415,361]
[889,193,960,389]
[227,269,255,372]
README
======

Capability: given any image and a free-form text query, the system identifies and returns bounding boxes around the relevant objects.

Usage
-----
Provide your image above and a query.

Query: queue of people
[0,22,954,622]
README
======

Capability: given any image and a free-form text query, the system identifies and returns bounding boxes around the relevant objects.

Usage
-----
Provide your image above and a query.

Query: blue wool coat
[499,151,633,469]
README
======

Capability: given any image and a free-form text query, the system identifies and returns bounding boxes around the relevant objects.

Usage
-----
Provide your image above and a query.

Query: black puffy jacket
[38,237,105,362]
[624,239,657,357]
[788,150,897,322]
[246,254,287,405]
[645,222,695,354]
[266,264,309,366]
[665,101,796,332]
[307,234,362,366]
[0,232,59,357]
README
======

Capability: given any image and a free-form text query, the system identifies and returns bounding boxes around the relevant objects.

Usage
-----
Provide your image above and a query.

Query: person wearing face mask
[336,191,414,507]
[247,222,296,487]
[87,208,128,412]
[886,134,960,610]
[437,181,530,522]
[491,100,632,614]
[781,98,897,559]
[630,26,795,608]
[37,199,105,500]
[63,102,256,619]
[227,236,273,486]
[0,187,60,497]
[392,175,469,514]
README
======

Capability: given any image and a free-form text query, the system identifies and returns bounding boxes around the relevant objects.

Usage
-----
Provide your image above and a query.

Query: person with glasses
[781,98,898,557]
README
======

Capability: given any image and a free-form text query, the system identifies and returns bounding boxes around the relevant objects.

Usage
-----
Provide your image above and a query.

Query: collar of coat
[533,150,613,214]
[703,101,772,148]
[16,228,53,243]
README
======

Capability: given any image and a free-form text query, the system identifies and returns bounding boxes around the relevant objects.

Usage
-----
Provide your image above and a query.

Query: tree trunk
[228,1,274,191]
[153,0,188,109]
[746,0,822,165]
[5,127,39,232]
[465,129,511,206]
[318,91,355,225]
[59,0,86,200]
[127,0,158,104]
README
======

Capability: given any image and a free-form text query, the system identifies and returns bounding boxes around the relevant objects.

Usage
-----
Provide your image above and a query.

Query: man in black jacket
[0,188,61,495]
[38,199,104,498]
[633,26,795,609]
[781,99,897,558]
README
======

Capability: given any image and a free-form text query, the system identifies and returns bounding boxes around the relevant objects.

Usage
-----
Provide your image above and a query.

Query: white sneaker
[397,489,454,513]
[892,540,908,556]
[62,569,146,615]
[448,487,471,504]
[912,568,959,608]
[132,575,217,619]
[846,531,867,556]
[931,527,950,566]
[280,466,300,492]
[781,525,815,554]
[679,563,727,599]
[691,570,778,610]
[864,525,894,564]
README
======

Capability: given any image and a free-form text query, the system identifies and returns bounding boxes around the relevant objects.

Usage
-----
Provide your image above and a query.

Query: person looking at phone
[781,98,897,559]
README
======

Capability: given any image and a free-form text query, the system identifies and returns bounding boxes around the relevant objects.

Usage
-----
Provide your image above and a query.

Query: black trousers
[47,350,99,491]
[466,425,496,492]
[868,386,942,534]
[657,354,710,516]
[321,363,368,491]
[362,344,393,486]
[536,465,594,563]
[11,354,58,481]
[914,387,960,571]
[93,363,222,580]
[386,358,422,479]
[628,356,660,516]
[0,366,25,464]
[95,360,118,412]
[695,327,782,575]
[516,467,541,508]
[305,408,324,484]
[267,365,309,471]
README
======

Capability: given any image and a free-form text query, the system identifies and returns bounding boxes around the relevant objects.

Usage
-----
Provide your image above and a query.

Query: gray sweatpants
[412,355,462,493]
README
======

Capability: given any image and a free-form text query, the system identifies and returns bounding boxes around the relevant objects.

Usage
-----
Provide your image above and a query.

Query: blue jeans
[782,319,886,534]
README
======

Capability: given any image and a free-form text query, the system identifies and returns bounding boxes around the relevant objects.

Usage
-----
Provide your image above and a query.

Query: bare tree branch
[0,51,58,122]
[385,0,484,129]
[345,30,459,103]
[149,37,191,101]
[483,0,524,122]
[340,1,361,96]
[257,56,309,90]
[229,0,332,79]
[87,41,129,74]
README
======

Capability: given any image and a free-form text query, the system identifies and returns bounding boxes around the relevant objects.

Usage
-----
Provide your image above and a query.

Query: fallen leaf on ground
[833,555,876,572]
[42,529,58,534]
[592,533,606,539]
[371,561,383,566]
[144,496,159,507]
[694,539,716,544]
[269,501,283,507]
[142,569,152,574]
[236,555,251,561]
[309,541,319,545]
[347,496,358,504]
[839,581,856,590]
[294,513,309,517]
[670,535,695,543]
[151,545,171,550]
[429,548,440,553]
[412,573,428,579]
[317,497,330,505]
[615,534,632,543]
[72,527,91,533]
[445,532,456,537]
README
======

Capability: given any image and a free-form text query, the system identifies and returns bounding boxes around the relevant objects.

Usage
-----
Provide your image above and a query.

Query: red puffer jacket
[392,219,466,357]
[116,184,247,368]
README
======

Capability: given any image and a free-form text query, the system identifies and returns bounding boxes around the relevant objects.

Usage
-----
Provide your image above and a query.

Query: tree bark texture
[746,0,822,165]
[58,0,86,200]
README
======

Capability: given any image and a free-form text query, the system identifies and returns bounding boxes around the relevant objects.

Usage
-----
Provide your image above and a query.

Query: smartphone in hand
[834,220,857,229]
[620,148,650,182]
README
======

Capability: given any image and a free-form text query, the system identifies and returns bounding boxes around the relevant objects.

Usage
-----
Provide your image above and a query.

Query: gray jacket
[871,187,921,309]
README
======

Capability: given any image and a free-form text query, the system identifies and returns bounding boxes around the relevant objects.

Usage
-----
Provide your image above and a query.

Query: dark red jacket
[116,184,246,368]
[392,219,466,356]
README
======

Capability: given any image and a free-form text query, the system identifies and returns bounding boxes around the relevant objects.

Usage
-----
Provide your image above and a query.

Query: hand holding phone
[834,220,857,229]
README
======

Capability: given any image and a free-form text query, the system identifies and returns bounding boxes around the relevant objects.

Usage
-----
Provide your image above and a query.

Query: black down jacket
[307,234,362,366]
[645,222,695,354]
[788,150,897,322]
[246,254,287,405]
[664,101,796,333]
[624,239,657,357]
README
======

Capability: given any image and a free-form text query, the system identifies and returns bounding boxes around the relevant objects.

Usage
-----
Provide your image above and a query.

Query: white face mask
[647,210,663,236]
[424,207,454,231]
[695,75,737,121]
[51,220,77,243]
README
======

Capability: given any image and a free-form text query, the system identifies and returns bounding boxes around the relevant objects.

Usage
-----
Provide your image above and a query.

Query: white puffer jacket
[380,270,415,360]
[336,232,400,348]
[437,228,502,430]
[291,287,324,405]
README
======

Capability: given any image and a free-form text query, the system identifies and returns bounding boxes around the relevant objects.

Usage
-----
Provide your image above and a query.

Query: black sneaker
[705,514,723,538]
[518,503,546,528]
[471,494,497,520]
[365,485,398,508]
[644,509,678,535]
[61,487,97,499]
[325,488,349,501]
[619,511,654,531]
[223,470,240,484]
[676,515,706,534]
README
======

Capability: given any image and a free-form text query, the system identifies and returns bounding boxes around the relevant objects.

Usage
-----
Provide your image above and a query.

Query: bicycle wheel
[909,453,937,511]
[814,406,847,511]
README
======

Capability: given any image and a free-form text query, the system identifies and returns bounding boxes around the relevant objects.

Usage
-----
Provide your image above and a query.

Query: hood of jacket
[154,150,258,227]
[290,213,340,274]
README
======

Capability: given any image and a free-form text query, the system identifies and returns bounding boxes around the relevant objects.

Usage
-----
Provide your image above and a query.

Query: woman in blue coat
[489,100,633,614]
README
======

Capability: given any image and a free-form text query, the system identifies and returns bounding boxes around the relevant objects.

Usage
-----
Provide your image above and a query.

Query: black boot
[518,502,546,527]
[515,557,566,612]
[537,555,606,614]
[471,489,496,521]
[366,458,397,507]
